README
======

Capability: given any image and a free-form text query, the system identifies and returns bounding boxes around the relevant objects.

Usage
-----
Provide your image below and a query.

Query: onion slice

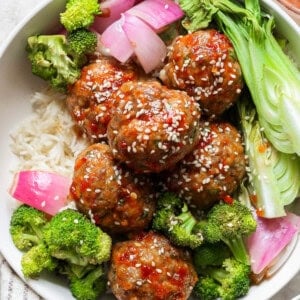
[93,0,136,33]
[246,212,300,274]
[101,15,134,63]
[122,13,167,73]
[9,170,71,216]
[127,0,184,31]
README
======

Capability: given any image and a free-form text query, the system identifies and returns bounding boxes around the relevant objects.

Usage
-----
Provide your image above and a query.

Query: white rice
[10,88,89,178]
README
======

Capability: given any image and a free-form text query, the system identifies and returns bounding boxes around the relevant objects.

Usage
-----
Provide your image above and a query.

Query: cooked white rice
[10,88,89,178]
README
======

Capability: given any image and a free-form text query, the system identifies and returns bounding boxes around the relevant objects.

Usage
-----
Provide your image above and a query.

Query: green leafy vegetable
[238,97,300,218]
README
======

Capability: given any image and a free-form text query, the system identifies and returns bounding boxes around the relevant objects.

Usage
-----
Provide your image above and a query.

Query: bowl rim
[0,0,299,299]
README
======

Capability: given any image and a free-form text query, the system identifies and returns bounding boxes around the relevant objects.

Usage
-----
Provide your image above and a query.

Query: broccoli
[21,242,57,278]
[199,200,256,264]
[43,209,112,266]
[27,29,97,91]
[194,258,251,300]
[193,242,231,269]
[193,276,220,300]
[60,0,101,32]
[27,34,81,91]
[69,265,107,300]
[152,193,203,249]
[67,28,97,67]
[58,261,96,281]
[9,204,47,251]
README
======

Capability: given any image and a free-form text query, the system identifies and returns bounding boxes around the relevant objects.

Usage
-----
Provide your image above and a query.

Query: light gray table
[0,0,299,299]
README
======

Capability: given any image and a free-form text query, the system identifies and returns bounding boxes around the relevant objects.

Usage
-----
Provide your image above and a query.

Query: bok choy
[179,0,300,155]
[238,97,300,218]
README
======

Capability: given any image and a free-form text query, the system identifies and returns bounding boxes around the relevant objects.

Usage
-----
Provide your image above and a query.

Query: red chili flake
[256,208,265,217]
[258,143,268,153]
[222,194,234,204]
[119,140,127,149]
[89,122,99,133]
[141,265,155,279]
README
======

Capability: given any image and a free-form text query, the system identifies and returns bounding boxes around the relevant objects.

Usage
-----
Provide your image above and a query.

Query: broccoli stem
[21,233,40,244]
[85,266,104,282]
[223,237,249,265]
[177,206,197,233]
[53,250,90,266]
[207,268,227,283]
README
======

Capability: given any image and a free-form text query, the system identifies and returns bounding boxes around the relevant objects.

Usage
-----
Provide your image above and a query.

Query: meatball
[107,80,201,173]
[160,29,243,117]
[67,56,139,141]
[108,231,198,300]
[68,143,156,233]
[164,121,246,209]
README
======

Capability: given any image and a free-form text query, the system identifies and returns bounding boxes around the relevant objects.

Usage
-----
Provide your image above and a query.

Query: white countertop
[0,0,299,299]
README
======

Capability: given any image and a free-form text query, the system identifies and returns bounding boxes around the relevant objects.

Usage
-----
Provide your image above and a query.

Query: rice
[10,88,89,178]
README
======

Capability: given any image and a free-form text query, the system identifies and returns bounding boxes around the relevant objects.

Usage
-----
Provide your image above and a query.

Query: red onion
[93,0,135,33]
[122,13,167,73]
[9,170,71,216]
[246,212,300,274]
[127,0,184,31]
[100,15,134,63]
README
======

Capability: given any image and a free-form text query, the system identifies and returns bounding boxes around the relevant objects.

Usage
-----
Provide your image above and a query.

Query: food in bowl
[1,0,300,299]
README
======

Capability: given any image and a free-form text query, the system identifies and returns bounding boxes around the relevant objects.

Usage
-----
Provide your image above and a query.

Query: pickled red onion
[127,0,184,31]
[93,0,136,33]
[9,170,71,216]
[247,212,300,274]
[100,15,134,63]
[122,13,167,73]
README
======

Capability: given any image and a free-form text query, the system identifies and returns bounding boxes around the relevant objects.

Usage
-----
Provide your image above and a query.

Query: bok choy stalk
[237,97,300,218]
[178,0,300,155]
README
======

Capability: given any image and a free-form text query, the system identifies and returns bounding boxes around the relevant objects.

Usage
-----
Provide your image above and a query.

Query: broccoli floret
[60,0,101,32]
[193,242,232,269]
[193,276,220,300]
[21,242,58,278]
[43,209,112,266]
[9,205,47,251]
[152,193,203,249]
[199,200,256,264]
[194,258,251,300]
[70,265,107,300]
[27,34,81,91]
[67,28,97,67]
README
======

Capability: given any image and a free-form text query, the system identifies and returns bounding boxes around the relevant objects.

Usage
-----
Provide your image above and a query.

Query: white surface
[0,0,299,299]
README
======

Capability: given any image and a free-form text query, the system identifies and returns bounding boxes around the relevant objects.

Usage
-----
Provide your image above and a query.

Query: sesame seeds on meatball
[164,121,246,209]
[108,231,198,300]
[107,80,201,173]
[160,29,243,117]
[68,143,156,233]
[66,56,140,141]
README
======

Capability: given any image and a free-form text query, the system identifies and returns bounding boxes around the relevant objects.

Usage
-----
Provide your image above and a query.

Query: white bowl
[0,1,299,299]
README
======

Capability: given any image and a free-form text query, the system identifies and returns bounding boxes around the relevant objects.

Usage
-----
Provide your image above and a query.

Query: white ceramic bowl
[0,1,299,299]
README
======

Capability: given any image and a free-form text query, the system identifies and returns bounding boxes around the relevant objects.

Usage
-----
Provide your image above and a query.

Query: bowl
[0,1,299,299]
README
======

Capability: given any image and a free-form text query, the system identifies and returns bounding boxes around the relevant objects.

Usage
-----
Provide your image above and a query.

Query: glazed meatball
[68,143,156,233]
[67,56,139,141]
[160,29,243,117]
[108,231,198,300]
[164,121,246,209]
[107,80,201,173]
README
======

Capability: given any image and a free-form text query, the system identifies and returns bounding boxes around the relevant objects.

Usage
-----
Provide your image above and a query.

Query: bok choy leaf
[238,97,300,218]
